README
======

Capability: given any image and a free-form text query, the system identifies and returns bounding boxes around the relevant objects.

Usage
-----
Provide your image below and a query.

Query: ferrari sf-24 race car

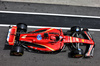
[4,23,95,58]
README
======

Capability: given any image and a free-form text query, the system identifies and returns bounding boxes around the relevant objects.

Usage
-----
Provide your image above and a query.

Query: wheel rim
[71,32,83,49]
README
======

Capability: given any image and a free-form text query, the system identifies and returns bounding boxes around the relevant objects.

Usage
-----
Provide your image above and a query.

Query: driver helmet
[50,35,56,40]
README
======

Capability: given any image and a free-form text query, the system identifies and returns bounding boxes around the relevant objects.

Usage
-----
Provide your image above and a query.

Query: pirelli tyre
[10,45,24,56]
[71,49,83,58]
[17,23,27,32]
[71,26,81,32]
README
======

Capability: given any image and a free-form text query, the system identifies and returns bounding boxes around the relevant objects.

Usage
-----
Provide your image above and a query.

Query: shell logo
[82,39,84,42]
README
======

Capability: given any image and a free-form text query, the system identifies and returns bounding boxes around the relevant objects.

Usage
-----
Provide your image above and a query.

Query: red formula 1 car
[4,23,95,58]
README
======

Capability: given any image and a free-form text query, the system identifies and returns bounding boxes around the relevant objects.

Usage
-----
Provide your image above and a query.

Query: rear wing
[6,26,17,45]
[84,31,95,57]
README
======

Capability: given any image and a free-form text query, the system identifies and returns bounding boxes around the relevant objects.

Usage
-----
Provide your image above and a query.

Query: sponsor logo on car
[37,34,42,40]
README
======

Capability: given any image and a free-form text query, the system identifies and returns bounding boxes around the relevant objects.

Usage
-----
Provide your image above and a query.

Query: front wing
[6,26,17,46]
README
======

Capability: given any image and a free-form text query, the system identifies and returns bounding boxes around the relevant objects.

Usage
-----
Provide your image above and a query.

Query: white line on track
[0,10,100,31]
[0,10,100,19]
[0,24,100,31]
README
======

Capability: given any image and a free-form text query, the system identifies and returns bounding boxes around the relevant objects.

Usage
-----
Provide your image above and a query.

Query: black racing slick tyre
[71,26,81,32]
[71,49,83,58]
[17,23,27,32]
[10,46,24,56]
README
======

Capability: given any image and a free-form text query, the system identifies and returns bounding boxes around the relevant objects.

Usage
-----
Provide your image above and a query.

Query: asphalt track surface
[0,13,100,29]
[0,27,100,66]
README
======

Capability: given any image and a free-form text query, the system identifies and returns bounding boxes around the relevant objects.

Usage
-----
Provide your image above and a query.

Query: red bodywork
[7,26,17,45]
[7,26,95,53]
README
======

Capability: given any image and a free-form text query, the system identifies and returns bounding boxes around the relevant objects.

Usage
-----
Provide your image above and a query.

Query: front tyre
[17,23,27,32]
[71,26,81,32]
[10,45,24,56]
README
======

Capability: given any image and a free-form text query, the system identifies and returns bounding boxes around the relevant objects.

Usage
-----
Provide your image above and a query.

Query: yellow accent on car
[37,43,55,51]
[70,37,72,43]
[82,39,84,42]
[44,28,54,32]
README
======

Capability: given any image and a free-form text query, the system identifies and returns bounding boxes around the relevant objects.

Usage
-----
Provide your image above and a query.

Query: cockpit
[44,33,60,41]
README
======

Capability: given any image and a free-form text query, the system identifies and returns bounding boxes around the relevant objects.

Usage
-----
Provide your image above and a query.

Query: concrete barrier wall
[1,0,100,7]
